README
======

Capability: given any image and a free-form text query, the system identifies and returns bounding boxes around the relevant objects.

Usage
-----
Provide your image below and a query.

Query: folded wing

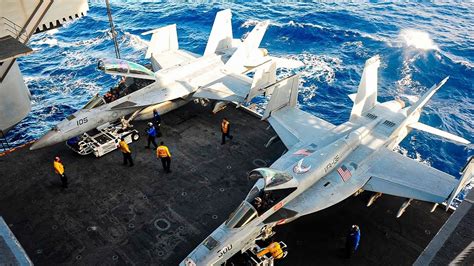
[143,24,198,70]
[263,75,335,149]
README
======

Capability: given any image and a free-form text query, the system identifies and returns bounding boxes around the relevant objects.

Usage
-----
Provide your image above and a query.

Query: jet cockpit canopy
[248,168,298,191]
[97,58,156,80]
[225,201,258,229]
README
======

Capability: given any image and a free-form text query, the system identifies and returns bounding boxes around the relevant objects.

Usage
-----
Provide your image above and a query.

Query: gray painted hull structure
[182,56,472,265]
[0,0,89,133]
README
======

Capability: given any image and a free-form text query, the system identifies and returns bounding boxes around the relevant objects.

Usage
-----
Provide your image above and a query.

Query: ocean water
[11,2,474,197]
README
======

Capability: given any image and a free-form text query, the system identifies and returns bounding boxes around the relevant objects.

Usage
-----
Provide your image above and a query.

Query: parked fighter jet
[181,55,473,265]
[31,9,300,150]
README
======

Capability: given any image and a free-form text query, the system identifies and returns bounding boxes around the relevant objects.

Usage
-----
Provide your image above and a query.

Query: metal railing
[1,17,28,43]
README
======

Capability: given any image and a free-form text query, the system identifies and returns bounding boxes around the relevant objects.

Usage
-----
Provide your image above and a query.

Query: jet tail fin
[446,156,473,210]
[204,9,233,56]
[408,122,470,145]
[349,55,380,121]
[143,24,179,58]
[225,20,269,73]
[407,76,449,116]
[262,74,299,120]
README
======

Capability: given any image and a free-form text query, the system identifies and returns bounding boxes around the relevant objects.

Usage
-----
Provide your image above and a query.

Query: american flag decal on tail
[337,165,352,182]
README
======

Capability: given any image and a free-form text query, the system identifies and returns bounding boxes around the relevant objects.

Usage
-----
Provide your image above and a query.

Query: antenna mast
[105,0,121,59]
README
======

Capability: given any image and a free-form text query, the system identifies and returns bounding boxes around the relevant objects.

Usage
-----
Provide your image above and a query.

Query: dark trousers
[160,157,171,173]
[147,136,157,148]
[122,152,134,166]
[59,174,68,188]
[221,132,233,144]
[345,241,356,258]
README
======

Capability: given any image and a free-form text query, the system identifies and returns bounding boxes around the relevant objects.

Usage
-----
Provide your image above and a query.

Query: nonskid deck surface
[0,102,449,265]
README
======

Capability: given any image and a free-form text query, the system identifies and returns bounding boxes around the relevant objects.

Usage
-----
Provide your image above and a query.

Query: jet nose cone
[30,130,58,150]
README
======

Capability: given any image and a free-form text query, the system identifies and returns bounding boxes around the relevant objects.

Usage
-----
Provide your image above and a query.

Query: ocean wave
[399,29,439,51]
[31,38,59,47]
[241,19,325,31]
[122,31,149,51]
[284,53,342,84]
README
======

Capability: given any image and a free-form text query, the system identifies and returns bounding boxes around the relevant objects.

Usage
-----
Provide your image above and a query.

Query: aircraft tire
[132,132,139,141]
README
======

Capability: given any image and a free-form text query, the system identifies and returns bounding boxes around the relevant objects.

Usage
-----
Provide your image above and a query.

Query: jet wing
[150,50,198,70]
[362,148,457,203]
[193,73,253,102]
[268,106,336,149]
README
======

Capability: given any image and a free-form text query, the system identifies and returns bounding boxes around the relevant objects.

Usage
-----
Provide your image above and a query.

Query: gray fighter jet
[181,55,472,265]
[31,9,301,150]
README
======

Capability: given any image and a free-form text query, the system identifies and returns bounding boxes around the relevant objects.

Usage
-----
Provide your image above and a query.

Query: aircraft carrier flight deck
[0,102,451,265]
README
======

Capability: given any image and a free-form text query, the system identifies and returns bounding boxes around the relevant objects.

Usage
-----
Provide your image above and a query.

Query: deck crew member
[345,224,361,258]
[156,141,171,173]
[53,156,68,188]
[145,122,158,149]
[221,117,233,145]
[257,241,286,262]
[152,109,162,137]
[118,137,134,166]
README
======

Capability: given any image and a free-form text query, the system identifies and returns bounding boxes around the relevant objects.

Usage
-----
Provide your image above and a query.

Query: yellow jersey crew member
[221,117,233,145]
[156,141,171,173]
[54,156,68,188]
[118,137,134,166]
[257,241,287,262]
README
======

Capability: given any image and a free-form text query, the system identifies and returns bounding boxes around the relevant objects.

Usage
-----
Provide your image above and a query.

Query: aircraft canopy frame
[225,201,258,229]
[248,168,298,191]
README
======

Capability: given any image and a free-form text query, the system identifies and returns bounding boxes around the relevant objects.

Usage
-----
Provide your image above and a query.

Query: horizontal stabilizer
[446,156,473,209]
[204,9,233,55]
[407,77,449,116]
[350,55,380,121]
[408,122,470,145]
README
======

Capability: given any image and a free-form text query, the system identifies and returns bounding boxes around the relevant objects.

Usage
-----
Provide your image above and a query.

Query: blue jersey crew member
[346,224,361,258]
[145,122,158,149]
